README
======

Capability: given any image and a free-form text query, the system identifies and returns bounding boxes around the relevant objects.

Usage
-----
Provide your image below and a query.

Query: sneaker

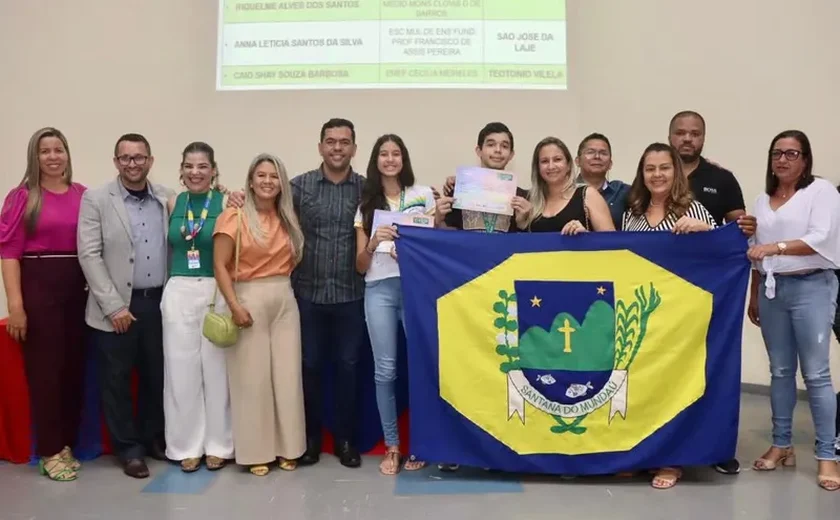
[437,463,460,472]
[712,458,740,475]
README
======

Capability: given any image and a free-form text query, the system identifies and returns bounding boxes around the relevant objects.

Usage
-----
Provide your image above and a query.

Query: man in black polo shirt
[669,111,756,234]
[668,110,755,476]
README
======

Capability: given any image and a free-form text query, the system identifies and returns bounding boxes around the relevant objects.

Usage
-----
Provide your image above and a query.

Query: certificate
[451,166,518,216]
[371,209,433,253]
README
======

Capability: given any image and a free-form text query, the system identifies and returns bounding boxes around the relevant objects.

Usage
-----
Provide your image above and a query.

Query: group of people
[2,111,839,492]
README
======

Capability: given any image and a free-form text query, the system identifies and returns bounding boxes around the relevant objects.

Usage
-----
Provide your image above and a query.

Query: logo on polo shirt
[703,187,718,194]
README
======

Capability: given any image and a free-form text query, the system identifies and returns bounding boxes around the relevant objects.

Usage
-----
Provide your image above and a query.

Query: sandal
[403,455,426,471]
[206,456,226,471]
[379,448,402,475]
[181,457,201,473]
[817,461,840,491]
[59,446,81,471]
[651,467,681,489]
[39,455,77,482]
[278,458,297,471]
[753,447,796,471]
[249,464,270,476]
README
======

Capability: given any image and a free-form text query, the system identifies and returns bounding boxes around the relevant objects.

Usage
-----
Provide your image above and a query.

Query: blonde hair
[22,127,73,233]
[526,137,574,228]
[243,153,304,264]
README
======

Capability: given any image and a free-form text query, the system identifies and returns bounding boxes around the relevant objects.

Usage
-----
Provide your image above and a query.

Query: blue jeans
[364,277,404,447]
[759,270,838,460]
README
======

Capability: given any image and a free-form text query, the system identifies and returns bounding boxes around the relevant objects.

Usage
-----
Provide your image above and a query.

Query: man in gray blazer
[77,133,175,479]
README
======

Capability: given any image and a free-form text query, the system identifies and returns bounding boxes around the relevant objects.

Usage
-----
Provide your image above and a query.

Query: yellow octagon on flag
[436,250,712,456]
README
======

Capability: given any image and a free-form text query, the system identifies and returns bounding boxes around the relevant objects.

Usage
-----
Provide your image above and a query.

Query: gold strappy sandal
[59,446,81,471]
[249,464,270,476]
[379,448,402,475]
[39,455,77,482]
[206,456,226,471]
[403,455,426,471]
[181,458,201,473]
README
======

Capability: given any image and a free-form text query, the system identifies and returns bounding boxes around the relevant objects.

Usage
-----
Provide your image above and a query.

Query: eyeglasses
[583,149,611,159]
[116,155,148,166]
[770,149,802,161]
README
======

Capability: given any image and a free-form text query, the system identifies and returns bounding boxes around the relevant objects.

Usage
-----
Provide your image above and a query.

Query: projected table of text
[217,0,567,90]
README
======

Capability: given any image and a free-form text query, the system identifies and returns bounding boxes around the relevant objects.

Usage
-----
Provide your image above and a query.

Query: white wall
[1,0,838,388]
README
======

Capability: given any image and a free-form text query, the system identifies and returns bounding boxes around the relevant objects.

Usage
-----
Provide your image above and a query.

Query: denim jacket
[576,177,630,230]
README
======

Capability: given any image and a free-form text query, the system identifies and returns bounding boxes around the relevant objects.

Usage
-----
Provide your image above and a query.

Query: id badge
[187,250,201,270]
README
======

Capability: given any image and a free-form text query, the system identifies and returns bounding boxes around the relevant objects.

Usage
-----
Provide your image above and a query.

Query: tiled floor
[1,393,837,520]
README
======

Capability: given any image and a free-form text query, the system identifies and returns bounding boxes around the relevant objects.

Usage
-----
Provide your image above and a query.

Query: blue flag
[396,223,750,475]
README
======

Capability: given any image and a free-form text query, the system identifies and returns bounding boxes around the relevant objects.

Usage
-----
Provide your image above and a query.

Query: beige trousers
[218,276,305,465]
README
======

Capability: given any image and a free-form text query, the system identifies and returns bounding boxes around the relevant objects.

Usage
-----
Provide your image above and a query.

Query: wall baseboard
[741,382,809,401]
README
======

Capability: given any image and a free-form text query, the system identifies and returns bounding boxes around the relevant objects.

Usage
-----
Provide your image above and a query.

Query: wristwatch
[776,242,787,254]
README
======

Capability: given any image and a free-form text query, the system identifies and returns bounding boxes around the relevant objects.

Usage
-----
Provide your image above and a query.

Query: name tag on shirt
[187,250,201,270]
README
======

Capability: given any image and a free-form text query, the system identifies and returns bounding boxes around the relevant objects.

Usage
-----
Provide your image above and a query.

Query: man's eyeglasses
[770,149,802,161]
[116,155,148,166]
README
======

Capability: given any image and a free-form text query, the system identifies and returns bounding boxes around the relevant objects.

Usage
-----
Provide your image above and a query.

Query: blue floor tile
[142,464,218,494]
[394,465,523,496]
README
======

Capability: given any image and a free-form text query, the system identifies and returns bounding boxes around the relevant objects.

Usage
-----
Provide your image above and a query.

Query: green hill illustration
[518,300,615,371]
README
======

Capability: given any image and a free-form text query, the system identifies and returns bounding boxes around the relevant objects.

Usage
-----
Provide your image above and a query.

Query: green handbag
[203,210,242,347]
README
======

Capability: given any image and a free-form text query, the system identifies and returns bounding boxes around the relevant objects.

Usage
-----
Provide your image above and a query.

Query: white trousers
[161,276,234,460]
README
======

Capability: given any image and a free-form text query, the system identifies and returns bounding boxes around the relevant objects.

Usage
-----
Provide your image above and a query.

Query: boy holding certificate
[433,123,529,473]
[435,122,531,233]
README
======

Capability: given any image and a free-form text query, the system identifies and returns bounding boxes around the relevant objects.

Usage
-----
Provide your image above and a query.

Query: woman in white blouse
[621,142,716,489]
[746,130,840,491]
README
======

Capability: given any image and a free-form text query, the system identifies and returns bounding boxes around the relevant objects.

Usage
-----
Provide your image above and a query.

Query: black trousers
[297,297,366,445]
[92,288,165,461]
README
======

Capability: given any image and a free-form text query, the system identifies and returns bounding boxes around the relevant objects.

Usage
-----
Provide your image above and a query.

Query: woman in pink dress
[0,127,88,481]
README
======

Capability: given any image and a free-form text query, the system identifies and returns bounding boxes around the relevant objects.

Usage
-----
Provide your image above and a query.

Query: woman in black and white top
[620,142,716,489]
[622,142,717,234]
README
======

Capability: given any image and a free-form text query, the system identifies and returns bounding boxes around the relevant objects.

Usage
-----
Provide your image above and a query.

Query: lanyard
[183,191,213,244]
[397,189,405,211]
[482,213,496,233]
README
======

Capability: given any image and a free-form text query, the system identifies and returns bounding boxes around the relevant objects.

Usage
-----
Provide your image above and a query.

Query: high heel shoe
[817,461,840,491]
[753,447,796,471]
[59,446,81,471]
[39,455,77,481]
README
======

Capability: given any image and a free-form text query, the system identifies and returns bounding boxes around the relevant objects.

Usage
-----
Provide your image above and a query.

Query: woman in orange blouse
[212,153,305,476]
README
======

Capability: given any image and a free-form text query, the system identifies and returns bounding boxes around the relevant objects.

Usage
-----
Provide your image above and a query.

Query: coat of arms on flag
[499,280,661,435]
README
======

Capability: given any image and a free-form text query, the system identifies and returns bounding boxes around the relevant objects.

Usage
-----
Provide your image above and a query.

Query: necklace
[180,191,213,242]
